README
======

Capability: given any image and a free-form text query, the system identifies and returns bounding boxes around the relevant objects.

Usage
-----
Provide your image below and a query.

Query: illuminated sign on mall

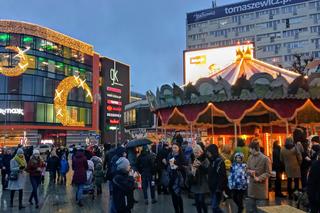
[110,61,124,87]
[107,113,122,118]
[187,0,306,23]
[0,108,24,116]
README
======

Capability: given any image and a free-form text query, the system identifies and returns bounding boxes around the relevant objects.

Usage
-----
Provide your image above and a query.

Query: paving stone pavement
[0,160,303,213]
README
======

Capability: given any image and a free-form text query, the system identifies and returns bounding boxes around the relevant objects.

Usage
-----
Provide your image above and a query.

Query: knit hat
[311,136,320,143]
[234,152,244,161]
[116,157,130,171]
[17,148,24,155]
[33,149,40,155]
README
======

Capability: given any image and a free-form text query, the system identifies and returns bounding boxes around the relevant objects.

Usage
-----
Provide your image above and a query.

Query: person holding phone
[167,143,186,213]
[247,139,271,213]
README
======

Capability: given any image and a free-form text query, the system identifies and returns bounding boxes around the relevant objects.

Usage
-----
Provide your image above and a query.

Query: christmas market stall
[146,47,320,156]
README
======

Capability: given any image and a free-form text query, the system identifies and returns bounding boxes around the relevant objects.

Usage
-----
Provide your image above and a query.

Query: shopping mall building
[0,20,128,147]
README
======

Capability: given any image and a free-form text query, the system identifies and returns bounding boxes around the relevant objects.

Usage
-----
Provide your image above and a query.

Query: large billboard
[184,44,254,84]
[187,0,308,24]
[100,57,130,144]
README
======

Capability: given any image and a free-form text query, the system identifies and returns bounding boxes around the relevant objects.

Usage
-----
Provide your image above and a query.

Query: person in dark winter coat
[107,146,127,181]
[307,151,320,213]
[311,136,320,161]
[46,150,60,184]
[188,145,209,213]
[137,146,157,205]
[206,144,227,213]
[1,148,13,189]
[107,146,127,212]
[112,157,135,213]
[156,142,171,194]
[72,149,88,207]
[26,150,45,209]
[272,141,285,197]
[298,138,312,190]
[167,143,186,213]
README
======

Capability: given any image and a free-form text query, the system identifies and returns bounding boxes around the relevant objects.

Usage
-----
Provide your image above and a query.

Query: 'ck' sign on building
[110,68,123,87]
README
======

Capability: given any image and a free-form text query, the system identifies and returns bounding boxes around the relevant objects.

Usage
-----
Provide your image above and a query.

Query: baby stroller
[83,160,95,200]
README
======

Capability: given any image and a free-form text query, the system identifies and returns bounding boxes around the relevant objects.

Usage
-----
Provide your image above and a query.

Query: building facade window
[0,32,93,126]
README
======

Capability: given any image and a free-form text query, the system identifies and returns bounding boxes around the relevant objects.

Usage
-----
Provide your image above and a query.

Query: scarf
[14,154,27,169]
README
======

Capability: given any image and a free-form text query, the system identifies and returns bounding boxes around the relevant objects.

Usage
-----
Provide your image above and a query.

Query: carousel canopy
[209,47,300,85]
[146,48,320,131]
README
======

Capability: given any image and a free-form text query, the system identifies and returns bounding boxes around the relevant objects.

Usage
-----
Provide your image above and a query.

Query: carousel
[146,47,320,156]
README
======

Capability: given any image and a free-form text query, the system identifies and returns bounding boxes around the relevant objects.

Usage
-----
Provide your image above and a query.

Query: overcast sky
[1,0,237,93]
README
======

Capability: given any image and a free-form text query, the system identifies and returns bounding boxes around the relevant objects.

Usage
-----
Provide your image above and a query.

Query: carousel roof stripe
[208,48,300,85]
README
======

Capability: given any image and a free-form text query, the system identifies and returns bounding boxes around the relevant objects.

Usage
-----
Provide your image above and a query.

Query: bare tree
[292,54,314,75]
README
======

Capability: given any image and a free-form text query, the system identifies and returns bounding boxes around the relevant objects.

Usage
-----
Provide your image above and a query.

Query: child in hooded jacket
[93,162,105,195]
[228,152,248,213]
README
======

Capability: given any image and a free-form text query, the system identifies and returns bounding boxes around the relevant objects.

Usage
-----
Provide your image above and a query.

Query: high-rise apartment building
[187,0,320,68]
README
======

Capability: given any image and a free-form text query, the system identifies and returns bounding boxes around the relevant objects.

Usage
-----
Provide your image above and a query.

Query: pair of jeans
[29,176,41,204]
[49,171,57,183]
[194,193,207,213]
[141,174,155,200]
[211,192,223,213]
[246,197,258,213]
[110,196,117,213]
[1,169,8,188]
[76,184,84,202]
[287,177,299,197]
[171,192,184,213]
[232,189,245,213]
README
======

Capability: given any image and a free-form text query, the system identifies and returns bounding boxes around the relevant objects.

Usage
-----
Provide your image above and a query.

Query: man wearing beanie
[112,157,135,213]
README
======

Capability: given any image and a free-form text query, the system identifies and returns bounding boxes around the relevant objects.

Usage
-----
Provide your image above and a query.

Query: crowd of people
[0,127,320,212]
[102,136,271,213]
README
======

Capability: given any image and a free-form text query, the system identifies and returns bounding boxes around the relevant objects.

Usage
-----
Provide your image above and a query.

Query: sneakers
[151,199,157,204]
[144,200,149,205]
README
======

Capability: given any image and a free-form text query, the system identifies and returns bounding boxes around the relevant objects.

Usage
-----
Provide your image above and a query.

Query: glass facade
[0,32,93,126]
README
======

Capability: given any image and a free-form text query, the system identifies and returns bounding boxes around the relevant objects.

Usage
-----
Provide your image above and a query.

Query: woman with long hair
[167,143,186,213]
[7,148,27,210]
[188,144,209,213]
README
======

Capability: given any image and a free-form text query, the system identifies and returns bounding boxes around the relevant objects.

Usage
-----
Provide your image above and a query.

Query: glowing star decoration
[54,76,93,127]
[0,46,30,76]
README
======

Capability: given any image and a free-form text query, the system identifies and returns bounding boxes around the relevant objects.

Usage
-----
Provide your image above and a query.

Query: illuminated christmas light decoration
[0,46,30,76]
[0,20,93,55]
[54,75,93,127]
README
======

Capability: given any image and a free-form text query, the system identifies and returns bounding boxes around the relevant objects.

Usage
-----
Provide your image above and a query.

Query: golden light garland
[0,20,93,55]
[54,75,93,127]
[0,46,29,76]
